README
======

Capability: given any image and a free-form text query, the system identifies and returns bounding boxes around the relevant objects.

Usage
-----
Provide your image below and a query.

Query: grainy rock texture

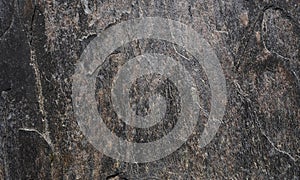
[0,0,299,179]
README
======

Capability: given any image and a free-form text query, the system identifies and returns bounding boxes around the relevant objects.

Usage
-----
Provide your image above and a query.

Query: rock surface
[0,0,299,179]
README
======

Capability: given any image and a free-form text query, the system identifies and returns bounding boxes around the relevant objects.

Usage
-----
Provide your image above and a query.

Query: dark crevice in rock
[106,172,128,180]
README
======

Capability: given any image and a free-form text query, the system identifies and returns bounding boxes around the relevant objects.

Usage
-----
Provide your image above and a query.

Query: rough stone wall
[0,0,299,179]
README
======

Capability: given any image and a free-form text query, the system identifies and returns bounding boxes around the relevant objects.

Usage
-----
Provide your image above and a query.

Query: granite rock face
[0,0,299,179]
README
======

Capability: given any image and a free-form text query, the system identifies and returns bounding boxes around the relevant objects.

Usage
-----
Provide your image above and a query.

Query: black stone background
[0,0,299,179]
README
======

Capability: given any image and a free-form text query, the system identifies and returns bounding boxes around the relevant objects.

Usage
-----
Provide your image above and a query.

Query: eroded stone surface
[1,0,299,179]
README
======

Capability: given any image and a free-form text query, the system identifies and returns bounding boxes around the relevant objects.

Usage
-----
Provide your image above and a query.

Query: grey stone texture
[0,0,299,179]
